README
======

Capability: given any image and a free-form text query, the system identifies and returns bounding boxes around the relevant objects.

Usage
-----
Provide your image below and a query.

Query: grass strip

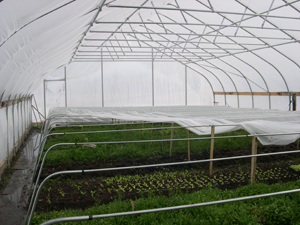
[44,127,255,164]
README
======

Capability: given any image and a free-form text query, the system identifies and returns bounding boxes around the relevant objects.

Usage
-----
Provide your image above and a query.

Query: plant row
[37,160,300,212]
[33,178,300,225]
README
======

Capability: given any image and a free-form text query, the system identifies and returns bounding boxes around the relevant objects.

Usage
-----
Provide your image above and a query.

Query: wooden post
[187,129,190,161]
[251,136,257,184]
[292,93,297,111]
[170,123,174,156]
[297,139,299,150]
[209,126,215,177]
[131,201,135,211]
[142,122,144,135]
[151,123,153,140]
[162,123,164,151]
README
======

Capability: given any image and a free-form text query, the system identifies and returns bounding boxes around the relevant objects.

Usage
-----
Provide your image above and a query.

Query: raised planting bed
[31,124,300,224]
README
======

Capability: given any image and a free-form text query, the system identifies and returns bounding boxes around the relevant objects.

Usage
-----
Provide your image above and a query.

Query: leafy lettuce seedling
[290,164,300,172]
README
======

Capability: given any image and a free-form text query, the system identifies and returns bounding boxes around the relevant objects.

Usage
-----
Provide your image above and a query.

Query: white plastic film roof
[1,0,300,104]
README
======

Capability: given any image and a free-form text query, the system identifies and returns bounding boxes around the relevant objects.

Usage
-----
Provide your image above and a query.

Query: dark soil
[35,143,300,213]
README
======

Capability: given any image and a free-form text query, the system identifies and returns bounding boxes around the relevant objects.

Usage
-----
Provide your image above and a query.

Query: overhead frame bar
[106,3,300,20]
[89,31,293,40]
[95,21,300,33]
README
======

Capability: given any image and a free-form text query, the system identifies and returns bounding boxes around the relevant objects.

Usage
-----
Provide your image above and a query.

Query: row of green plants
[43,124,256,164]
[33,179,300,225]
[36,160,300,214]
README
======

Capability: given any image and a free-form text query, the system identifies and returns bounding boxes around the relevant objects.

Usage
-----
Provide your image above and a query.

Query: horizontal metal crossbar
[106,4,300,20]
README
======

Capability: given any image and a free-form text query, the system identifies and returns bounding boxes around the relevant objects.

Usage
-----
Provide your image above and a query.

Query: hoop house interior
[2,0,300,223]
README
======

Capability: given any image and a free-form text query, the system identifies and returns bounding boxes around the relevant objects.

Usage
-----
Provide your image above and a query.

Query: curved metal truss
[1,0,300,109]
[68,0,300,108]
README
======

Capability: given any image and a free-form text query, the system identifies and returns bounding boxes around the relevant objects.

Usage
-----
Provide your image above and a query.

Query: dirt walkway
[0,131,40,225]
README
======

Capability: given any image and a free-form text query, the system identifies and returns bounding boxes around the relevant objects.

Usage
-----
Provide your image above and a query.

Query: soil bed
[35,143,300,213]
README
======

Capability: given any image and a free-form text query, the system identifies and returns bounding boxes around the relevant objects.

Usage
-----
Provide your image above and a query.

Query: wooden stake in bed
[162,123,164,151]
[151,123,153,140]
[170,123,174,156]
[209,126,215,177]
[187,129,190,161]
[251,136,257,184]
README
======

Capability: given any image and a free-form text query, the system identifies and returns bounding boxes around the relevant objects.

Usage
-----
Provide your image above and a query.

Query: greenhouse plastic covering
[1,0,300,104]
[48,106,300,145]
[2,0,300,171]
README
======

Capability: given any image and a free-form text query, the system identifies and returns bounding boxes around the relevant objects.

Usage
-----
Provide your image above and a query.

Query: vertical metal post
[0,92,4,181]
[24,95,28,136]
[268,93,271,109]
[12,95,17,156]
[152,48,154,106]
[24,95,27,138]
[27,95,31,131]
[17,94,21,152]
[6,95,11,167]
[33,95,42,123]
[30,95,33,129]
[213,92,216,106]
[43,79,47,118]
[20,95,24,142]
[289,93,291,111]
[101,49,104,107]
[185,65,187,105]
[64,67,67,107]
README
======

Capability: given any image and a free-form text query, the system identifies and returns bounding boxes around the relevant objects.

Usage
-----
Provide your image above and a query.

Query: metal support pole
[185,65,187,105]
[64,67,67,107]
[23,95,27,139]
[0,92,4,180]
[101,49,104,107]
[17,94,21,151]
[20,95,24,142]
[24,95,28,136]
[152,48,154,106]
[12,95,17,156]
[43,80,47,118]
[6,95,11,167]
[30,95,33,129]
